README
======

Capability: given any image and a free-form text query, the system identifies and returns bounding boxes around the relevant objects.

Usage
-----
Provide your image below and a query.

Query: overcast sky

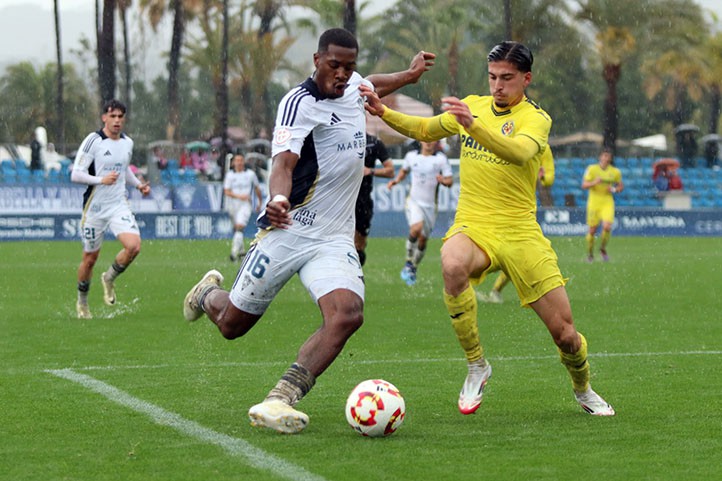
[0,0,720,77]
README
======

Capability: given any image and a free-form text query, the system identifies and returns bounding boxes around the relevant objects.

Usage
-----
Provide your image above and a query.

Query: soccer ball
[345,379,406,437]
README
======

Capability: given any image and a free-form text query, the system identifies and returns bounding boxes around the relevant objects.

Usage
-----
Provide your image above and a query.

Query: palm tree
[574,0,644,153]
[703,33,722,135]
[139,0,196,141]
[54,0,65,153]
[97,0,117,104]
[366,0,489,112]
[118,0,132,116]
[343,0,356,33]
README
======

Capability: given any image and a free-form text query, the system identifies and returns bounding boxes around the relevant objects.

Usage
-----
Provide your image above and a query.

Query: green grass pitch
[1,236,721,481]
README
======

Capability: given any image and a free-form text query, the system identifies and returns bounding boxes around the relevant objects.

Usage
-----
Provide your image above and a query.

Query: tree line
[1,0,720,159]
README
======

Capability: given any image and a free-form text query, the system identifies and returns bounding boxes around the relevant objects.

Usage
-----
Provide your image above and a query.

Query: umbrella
[652,158,680,177]
[673,124,700,134]
[185,140,211,151]
[700,133,722,144]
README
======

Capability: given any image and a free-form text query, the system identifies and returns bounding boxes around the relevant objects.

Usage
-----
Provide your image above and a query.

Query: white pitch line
[45,368,328,481]
[59,349,722,373]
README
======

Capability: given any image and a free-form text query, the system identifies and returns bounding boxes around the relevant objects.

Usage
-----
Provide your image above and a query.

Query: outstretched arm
[360,84,451,142]
[367,51,436,98]
[442,96,540,166]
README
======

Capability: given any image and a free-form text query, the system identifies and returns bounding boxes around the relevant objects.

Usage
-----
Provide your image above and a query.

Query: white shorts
[80,201,140,252]
[228,230,364,315]
[405,198,437,238]
[228,201,253,227]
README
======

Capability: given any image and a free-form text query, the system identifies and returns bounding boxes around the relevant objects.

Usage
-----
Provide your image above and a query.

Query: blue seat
[16,170,31,184]
[47,169,61,183]
[3,171,17,183]
[31,170,46,183]
[555,157,571,168]
[15,161,30,174]
[182,169,198,184]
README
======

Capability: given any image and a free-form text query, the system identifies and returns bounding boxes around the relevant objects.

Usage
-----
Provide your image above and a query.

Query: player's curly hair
[317,28,358,53]
[101,99,127,114]
[487,41,533,73]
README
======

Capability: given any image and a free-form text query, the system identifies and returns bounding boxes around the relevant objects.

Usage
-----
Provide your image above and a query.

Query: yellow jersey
[583,163,622,204]
[382,94,552,224]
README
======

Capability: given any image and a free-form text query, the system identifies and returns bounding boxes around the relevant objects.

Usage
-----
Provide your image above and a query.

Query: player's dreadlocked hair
[487,41,534,73]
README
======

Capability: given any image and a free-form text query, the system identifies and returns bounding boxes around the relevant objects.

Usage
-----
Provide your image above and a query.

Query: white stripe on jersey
[265,72,371,240]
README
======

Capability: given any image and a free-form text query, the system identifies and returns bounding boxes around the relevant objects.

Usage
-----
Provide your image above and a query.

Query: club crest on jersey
[501,121,514,136]
[273,127,292,146]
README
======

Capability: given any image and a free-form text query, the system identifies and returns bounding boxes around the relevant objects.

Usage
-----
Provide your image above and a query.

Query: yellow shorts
[444,220,566,306]
[586,199,615,227]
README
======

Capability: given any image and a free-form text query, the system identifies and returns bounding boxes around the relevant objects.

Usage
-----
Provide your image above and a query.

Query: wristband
[271,194,288,204]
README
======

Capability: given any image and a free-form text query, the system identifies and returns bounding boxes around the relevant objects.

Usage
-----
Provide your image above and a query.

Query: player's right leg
[76,246,100,319]
[183,270,225,321]
[440,232,492,414]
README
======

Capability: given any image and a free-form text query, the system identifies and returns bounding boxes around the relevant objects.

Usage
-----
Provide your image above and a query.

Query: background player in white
[71,99,150,319]
[223,153,263,261]
[387,141,453,286]
[182,28,435,434]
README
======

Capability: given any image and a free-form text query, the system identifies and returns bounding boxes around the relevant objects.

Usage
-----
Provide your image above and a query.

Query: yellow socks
[600,230,611,251]
[558,332,590,393]
[493,272,510,292]
[585,233,594,256]
[444,285,483,363]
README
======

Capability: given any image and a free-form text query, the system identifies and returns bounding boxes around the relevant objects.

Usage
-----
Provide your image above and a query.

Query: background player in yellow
[477,147,555,304]
[581,148,624,262]
[361,41,614,416]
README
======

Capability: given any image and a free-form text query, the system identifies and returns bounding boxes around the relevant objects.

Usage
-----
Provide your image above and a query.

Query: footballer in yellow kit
[380,93,562,306]
[360,40,615,417]
[582,149,623,262]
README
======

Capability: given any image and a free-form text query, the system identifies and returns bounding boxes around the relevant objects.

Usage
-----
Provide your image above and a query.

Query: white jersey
[73,130,134,210]
[224,169,260,209]
[401,151,453,208]
[262,71,371,240]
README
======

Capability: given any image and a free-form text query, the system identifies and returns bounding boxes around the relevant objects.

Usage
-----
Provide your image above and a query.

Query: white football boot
[458,361,492,415]
[575,387,615,416]
[76,302,92,319]
[183,270,224,321]
[248,399,309,434]
[101,272,116,305]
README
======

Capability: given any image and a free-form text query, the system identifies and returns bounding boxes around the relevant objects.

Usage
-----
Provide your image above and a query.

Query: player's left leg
[600,219,613,261]
[250,238,364,433]
[101,232,141,306]
[531,287,615,416]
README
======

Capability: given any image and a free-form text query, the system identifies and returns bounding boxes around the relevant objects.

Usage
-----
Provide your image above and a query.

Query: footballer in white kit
[223,153,263,261]
[71,99,150,319]
[388,141,453,285]
[401,146,453,237]
[182,28,436,434]
[231,70,370,313]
